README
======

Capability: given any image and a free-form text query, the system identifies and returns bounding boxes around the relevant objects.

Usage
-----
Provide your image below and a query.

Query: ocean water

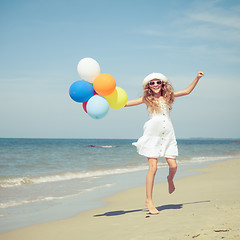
[0,138,240,232]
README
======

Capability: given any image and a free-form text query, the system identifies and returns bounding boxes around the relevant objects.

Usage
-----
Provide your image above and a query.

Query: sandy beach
[1,158,240,240]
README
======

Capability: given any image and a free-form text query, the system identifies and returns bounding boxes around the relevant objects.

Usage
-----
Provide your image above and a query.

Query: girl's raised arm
[125,97,144,107]
[174,72,204,97]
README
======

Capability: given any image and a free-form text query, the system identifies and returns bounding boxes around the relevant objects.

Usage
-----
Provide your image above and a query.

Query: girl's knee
[170,165,177,171]
[170,162,177,169]
[166,158,177,169]
[149,165,157,174]
[148,158,158,173]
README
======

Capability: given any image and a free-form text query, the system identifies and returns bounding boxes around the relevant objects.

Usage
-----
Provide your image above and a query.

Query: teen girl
[125,71,204,214]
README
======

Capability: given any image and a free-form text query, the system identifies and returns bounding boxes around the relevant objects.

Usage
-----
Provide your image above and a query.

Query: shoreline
[1,158,240,239]
[0,158,227,233]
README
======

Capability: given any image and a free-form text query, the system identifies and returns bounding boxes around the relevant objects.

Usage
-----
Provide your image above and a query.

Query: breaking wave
[0,183,114,209]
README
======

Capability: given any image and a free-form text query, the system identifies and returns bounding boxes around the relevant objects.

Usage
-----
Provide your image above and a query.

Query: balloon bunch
[69,58,128,119]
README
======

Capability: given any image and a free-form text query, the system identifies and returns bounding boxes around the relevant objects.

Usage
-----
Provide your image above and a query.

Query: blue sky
[0,0,239,139]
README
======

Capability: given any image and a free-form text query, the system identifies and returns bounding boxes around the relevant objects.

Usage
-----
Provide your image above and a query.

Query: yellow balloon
[105,87,128,109]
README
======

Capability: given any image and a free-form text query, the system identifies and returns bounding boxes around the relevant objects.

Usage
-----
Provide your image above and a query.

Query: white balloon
[77,57,101,83]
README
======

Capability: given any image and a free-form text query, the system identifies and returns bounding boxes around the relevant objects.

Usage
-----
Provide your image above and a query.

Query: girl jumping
[125,71,204,214]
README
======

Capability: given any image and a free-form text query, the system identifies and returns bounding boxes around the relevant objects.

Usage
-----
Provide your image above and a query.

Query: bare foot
[145,200,159,215]
[167,176,175,194]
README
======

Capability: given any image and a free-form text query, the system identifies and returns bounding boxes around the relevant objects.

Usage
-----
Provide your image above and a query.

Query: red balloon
[82,101,88,113]
[82,92,98,113]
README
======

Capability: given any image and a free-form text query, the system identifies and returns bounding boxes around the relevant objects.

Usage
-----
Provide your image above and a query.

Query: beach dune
[1,159,240,240]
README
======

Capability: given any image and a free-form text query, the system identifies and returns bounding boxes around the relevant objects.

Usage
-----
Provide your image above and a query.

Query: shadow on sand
[93,200,210,217]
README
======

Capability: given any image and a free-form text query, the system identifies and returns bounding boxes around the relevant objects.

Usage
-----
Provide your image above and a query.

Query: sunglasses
[149,80,162,86]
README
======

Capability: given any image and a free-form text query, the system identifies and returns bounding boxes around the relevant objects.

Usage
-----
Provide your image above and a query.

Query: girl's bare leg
[166,158,177,194]
[145,158,159,214]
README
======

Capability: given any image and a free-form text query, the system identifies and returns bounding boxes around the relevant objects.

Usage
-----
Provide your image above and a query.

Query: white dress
[132,99,178,159]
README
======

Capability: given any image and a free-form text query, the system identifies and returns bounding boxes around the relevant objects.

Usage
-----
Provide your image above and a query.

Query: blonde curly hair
[143,81,175,114]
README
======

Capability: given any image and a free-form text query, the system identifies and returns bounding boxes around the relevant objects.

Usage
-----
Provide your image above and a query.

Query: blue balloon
[87,95,109,119]
[69,80,94,103]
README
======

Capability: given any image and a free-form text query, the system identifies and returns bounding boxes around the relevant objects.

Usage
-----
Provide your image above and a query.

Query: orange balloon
[93,73,116,96]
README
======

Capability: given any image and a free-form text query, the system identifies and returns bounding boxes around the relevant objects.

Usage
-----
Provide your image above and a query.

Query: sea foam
[0,183,114,209]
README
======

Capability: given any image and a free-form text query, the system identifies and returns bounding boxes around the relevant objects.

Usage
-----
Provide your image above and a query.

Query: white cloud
[188,6,240,30]
[138,1,240,43]
[135,1,240,68]
[149,44,240,63]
